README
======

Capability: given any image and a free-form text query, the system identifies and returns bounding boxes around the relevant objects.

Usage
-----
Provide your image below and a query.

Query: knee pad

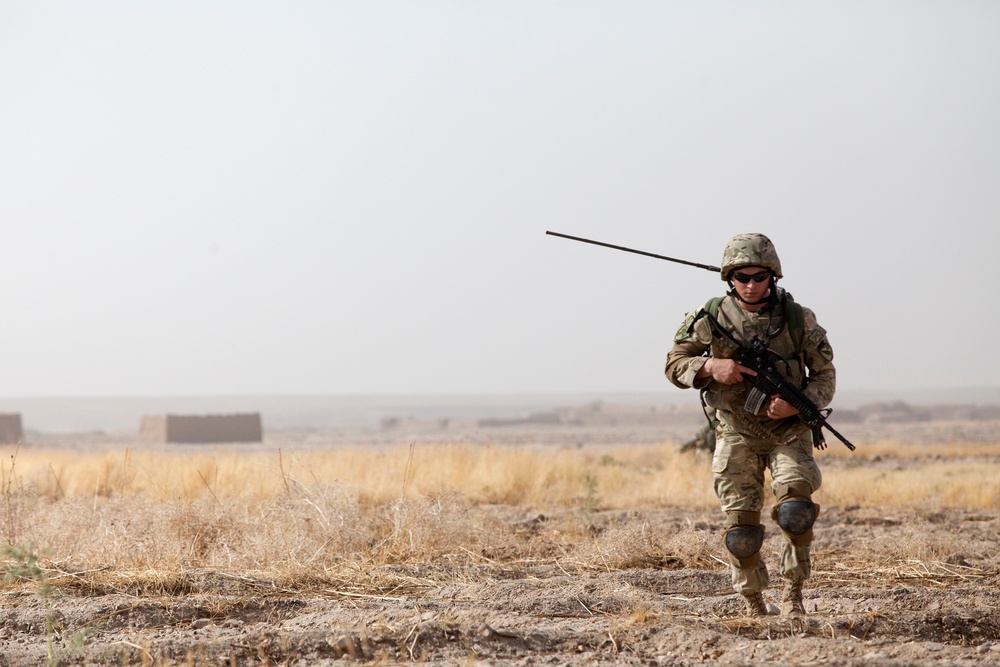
[774,500,817,536]
[771,482,820,547]
[725,525,764,560]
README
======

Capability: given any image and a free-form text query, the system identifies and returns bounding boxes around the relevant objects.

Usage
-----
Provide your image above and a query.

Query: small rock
[976,643,991,654]
[191,618,212,630]
[863,652,888,661]
[923,642,944,652]
[766,603,780,615]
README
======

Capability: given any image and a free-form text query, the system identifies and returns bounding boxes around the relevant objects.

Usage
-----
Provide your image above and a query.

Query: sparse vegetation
[0,439,997,664]
[1,442,997,579]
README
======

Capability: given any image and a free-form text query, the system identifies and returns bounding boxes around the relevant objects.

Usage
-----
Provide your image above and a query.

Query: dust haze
[1,3,998,398]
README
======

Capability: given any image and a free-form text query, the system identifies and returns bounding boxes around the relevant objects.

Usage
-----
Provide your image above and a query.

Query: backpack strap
[781,294,808,384]
[783,295,805,355]
[704,295,725,318]
[698,295,726,429]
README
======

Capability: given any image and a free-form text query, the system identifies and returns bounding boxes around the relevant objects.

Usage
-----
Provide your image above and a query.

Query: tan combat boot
[782,579,806,615]
[742,592,768,617]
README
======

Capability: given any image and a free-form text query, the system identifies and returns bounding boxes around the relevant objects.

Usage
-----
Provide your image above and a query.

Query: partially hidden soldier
[680,418,718,454]
[664,233,836,617]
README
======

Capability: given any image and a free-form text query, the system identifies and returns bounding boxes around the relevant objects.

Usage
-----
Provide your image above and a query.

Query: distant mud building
[0,413,23,444]
[139,413,262,444]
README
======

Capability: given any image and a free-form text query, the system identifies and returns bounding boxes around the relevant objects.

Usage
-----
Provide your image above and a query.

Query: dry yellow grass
[820,460,1000,508]
[816,440,1000,508]
[0,440,996,596]
[5,441,998,509]
[4,442,722,508]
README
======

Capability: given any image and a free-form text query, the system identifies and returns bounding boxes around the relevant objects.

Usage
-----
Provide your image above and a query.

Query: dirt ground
[1,418,999,666]
[1,503,997,666]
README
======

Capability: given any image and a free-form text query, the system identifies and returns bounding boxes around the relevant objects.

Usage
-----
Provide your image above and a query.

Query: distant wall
[0,414,23,444]
[139,413,262,444]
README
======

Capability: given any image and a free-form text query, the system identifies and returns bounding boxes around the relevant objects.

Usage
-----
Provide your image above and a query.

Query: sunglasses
[731,270,771,284]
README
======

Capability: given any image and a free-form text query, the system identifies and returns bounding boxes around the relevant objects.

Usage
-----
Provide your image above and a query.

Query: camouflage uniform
[664,234,836,607]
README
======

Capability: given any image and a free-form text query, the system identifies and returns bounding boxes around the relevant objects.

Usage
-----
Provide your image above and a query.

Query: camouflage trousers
[711,418,822,595]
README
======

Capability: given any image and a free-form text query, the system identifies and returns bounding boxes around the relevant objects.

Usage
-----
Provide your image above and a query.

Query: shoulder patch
[805,322,828,347]
[674,311,698,342]
[802,310,833,361]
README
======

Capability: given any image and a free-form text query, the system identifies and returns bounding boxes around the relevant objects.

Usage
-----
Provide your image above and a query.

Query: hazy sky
[1,2,997,399]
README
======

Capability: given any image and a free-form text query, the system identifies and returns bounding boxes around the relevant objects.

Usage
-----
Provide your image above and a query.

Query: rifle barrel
[546,231,721,273]
[823,422,856,452]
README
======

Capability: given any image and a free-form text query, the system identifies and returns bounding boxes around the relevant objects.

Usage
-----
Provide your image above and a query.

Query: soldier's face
[731,266,771,302]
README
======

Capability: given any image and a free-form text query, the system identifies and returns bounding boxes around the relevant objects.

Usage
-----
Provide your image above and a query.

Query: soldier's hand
[705,358,757,385]
[767,396,799,419]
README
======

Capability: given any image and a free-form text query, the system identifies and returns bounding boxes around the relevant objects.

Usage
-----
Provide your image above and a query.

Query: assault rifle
[694,309,856,452]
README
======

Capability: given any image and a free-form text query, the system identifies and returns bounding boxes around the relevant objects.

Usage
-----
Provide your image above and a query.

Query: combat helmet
[720,233,782,281]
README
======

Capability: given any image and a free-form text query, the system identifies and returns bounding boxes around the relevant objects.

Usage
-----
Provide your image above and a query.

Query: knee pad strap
[773,481,813,504]
[725,510,761,529]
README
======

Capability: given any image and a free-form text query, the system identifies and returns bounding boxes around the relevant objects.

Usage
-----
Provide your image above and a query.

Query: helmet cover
[720,233,782,281]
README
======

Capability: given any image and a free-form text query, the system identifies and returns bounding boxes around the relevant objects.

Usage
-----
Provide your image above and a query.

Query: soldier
[680,418,718,454]
[664,233,836,617]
